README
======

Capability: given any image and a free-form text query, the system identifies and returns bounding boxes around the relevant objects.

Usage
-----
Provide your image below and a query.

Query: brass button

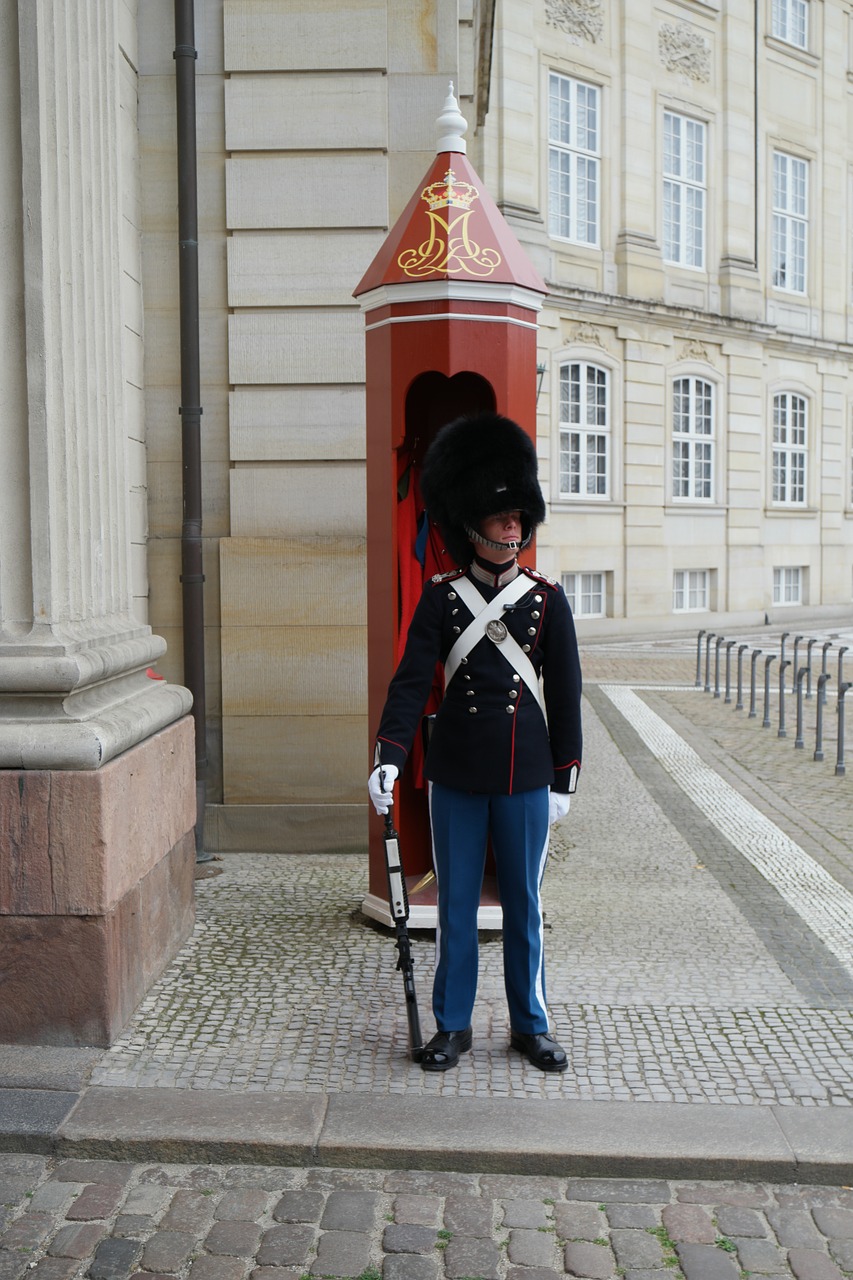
[464,673,471,681]
[535,595,542,602]
[448,592,457,600]
[467,689,475,696]
[451,608,459,616]
[506,705,515,714]
[460,657,468,665]
[509,690,518,699]
[531,610,540,619]
[523,644,531,652]
[527,627,536,636]
[452,626,460,634]
[469,706,478,714]
[512,674,520,682]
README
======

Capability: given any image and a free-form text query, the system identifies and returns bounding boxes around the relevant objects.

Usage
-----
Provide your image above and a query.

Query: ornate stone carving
[545,0,604,44]
[573,323,605,348]
[681,339,712,363]
[659,22,711,82]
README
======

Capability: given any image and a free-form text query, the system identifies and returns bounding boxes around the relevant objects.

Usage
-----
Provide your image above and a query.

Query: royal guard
[367,411,583,1072]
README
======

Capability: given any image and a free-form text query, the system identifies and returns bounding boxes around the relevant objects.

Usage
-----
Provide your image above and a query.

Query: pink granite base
[0,718,197,1046]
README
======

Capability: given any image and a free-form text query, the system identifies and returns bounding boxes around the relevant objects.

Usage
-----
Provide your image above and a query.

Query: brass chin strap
[464,522,531,554]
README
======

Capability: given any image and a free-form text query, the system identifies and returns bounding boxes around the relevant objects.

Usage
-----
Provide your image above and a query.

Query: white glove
[368,763,399,815]
[549,790,571,826]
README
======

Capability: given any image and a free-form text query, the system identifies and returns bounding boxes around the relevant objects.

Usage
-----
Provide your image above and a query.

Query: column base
[0,718,197,1046]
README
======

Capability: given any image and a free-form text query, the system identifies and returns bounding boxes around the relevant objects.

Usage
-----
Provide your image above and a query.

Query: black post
[724,640,736,705]
[837,683,852,776]
[704,633,716,693]
[748,649,762,718]
[792,635,803,692]
[806,638,817,698]
[837,647,849,713]
[713,635,724,699]
[174,0,208,860]
[762,653,776,729]
[794,666,807,749]
[777,658,791,738]
[695,630,706,687]
[814,673,831,761]
[821,642,833,705]
[735,643,749,711]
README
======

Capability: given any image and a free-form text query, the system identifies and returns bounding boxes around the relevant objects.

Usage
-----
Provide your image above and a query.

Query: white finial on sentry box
[435,81,468,154]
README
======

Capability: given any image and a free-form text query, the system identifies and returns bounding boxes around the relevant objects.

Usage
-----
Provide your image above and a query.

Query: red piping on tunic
[507,681,521,794]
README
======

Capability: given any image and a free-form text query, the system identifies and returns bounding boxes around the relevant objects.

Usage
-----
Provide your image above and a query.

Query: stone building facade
[489,0,853,636]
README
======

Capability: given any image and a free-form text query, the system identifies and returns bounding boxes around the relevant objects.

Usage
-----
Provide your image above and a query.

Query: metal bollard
[723,640,737,704]
[814,673,832,761]
[806,637,818,698]
[792,635,804,692]
[794,666,808,748]
[695,630,706,687]
[779,631,790,673]
[704,632,716,693]
[777,659,791,737]
[837,682,852,776]
[762,653,777,729]
[735,643,749,711]
[748,649,762,718]
[837,647,849,713]
[821,641,833,705]
[714,634,725,699]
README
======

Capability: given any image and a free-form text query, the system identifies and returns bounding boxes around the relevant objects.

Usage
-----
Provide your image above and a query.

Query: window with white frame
[773,566,803,605]
[548,73,600,245]
[673,376,714,501]
[562,572,606,618]
[663,112,706,269]
[558,362,609,498]
[772,392,807,504]
[772,0,808,49]
[673,570,709,612]
[772,151,808,293]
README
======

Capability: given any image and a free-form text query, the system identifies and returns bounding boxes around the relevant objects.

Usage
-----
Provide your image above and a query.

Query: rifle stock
[382,802,424,1062]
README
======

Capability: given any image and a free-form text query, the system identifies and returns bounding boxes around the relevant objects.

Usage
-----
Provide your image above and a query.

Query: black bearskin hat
[420,411,546,567]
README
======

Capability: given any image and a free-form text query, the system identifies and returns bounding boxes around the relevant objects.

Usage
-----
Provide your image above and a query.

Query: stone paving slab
[3,1153,853,1280]
[316,1094,803,1180]
[55,1089,327,1167]
[0,1050,101,1095]
[0,1092,80,1154]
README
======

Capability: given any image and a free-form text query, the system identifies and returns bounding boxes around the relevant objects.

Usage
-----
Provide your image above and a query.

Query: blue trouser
[427,782,551,1034]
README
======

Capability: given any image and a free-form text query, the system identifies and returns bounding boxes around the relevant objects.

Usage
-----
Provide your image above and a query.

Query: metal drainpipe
[174,0,209,861]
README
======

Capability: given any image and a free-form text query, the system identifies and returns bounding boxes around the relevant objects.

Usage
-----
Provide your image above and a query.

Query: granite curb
[2,1082,853,1184]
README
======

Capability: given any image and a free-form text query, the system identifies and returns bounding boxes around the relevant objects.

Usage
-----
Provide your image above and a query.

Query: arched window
[772,392,807,504]
[672,376,714,501]
[558,362,609,499]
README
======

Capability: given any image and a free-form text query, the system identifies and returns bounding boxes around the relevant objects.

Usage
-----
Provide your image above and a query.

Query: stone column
[0,0,196,1046]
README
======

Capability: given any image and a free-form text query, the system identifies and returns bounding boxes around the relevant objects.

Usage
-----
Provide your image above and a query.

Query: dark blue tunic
[375,565,583,795]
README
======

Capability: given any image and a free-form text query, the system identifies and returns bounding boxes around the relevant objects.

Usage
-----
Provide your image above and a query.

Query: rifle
[380,768,424,1063]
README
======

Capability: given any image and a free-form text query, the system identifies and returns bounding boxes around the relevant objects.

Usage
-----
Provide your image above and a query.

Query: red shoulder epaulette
[429,568,466,585]
[522,566,559,588]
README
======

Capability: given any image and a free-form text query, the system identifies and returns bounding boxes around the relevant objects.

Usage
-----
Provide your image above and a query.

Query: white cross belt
[444,575,545,714]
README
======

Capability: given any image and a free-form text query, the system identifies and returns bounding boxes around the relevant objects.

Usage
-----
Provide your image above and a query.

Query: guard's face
[473,506,522,563]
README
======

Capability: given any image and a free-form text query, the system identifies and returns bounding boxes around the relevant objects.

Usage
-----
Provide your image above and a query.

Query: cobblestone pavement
[3,1152,853,1280]
[88,627,853,1106]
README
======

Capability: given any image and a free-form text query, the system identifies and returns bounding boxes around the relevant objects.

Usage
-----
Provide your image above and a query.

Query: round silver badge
[486,619,508,643]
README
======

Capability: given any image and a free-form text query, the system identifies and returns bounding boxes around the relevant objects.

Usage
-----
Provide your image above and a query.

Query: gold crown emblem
[421,169,478,212]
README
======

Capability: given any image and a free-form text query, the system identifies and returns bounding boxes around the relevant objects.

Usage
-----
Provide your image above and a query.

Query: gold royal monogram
[397,170,502,279]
